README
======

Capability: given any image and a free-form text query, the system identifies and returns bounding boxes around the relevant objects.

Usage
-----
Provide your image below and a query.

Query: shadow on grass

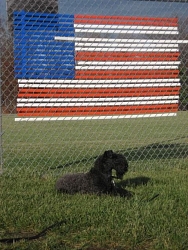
[124,142,188,162]
[55,140,188,169]
[118,176,151,188]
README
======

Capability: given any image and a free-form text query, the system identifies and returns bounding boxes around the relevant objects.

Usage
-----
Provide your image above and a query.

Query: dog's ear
[103,150,114,159]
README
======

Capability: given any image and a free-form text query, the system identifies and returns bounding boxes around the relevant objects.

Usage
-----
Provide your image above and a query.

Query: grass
[1,112,188,173]
[0,167,188,249]
[0,112,188,249]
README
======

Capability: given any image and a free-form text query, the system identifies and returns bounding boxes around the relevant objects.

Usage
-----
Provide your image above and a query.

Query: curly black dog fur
[55,150,132,198]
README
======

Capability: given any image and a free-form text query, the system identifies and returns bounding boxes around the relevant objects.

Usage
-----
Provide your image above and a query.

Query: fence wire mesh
[0,0,188,175]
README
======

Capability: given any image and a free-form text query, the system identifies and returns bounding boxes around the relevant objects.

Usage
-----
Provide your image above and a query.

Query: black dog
[55,150,132,198]
[94,150,128,179]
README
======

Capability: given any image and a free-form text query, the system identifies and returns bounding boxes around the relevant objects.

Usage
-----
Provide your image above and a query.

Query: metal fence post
[0,44,3,175]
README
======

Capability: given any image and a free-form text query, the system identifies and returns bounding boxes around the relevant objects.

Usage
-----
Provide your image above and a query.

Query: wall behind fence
[0,0,188,174]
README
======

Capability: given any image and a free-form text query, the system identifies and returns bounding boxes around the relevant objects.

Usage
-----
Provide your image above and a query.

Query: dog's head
[94,150,128,180]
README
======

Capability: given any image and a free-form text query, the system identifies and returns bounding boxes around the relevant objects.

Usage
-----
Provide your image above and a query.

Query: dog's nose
[117,173,123,180]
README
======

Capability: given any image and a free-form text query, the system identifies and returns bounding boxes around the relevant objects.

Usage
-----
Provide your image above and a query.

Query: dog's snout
[117,174,123,180]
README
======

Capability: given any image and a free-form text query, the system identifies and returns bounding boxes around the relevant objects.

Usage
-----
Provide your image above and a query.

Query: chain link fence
[0,0,188,175]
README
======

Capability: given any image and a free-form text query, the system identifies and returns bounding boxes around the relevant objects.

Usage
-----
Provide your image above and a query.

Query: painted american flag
[14,12,184,121]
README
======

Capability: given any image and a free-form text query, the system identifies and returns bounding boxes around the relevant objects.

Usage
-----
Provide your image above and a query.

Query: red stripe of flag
[75,14,178,26]
[17,104,178,117]
[75,70,179,79]
[18,87,180,98]
[76,52,180,62]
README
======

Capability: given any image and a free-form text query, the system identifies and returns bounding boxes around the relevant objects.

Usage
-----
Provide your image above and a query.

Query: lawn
[1,112,188,173]
[0,112,188,249]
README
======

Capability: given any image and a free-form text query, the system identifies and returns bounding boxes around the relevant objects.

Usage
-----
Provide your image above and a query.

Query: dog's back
[55,173,87,194]
[55,168,112,194]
